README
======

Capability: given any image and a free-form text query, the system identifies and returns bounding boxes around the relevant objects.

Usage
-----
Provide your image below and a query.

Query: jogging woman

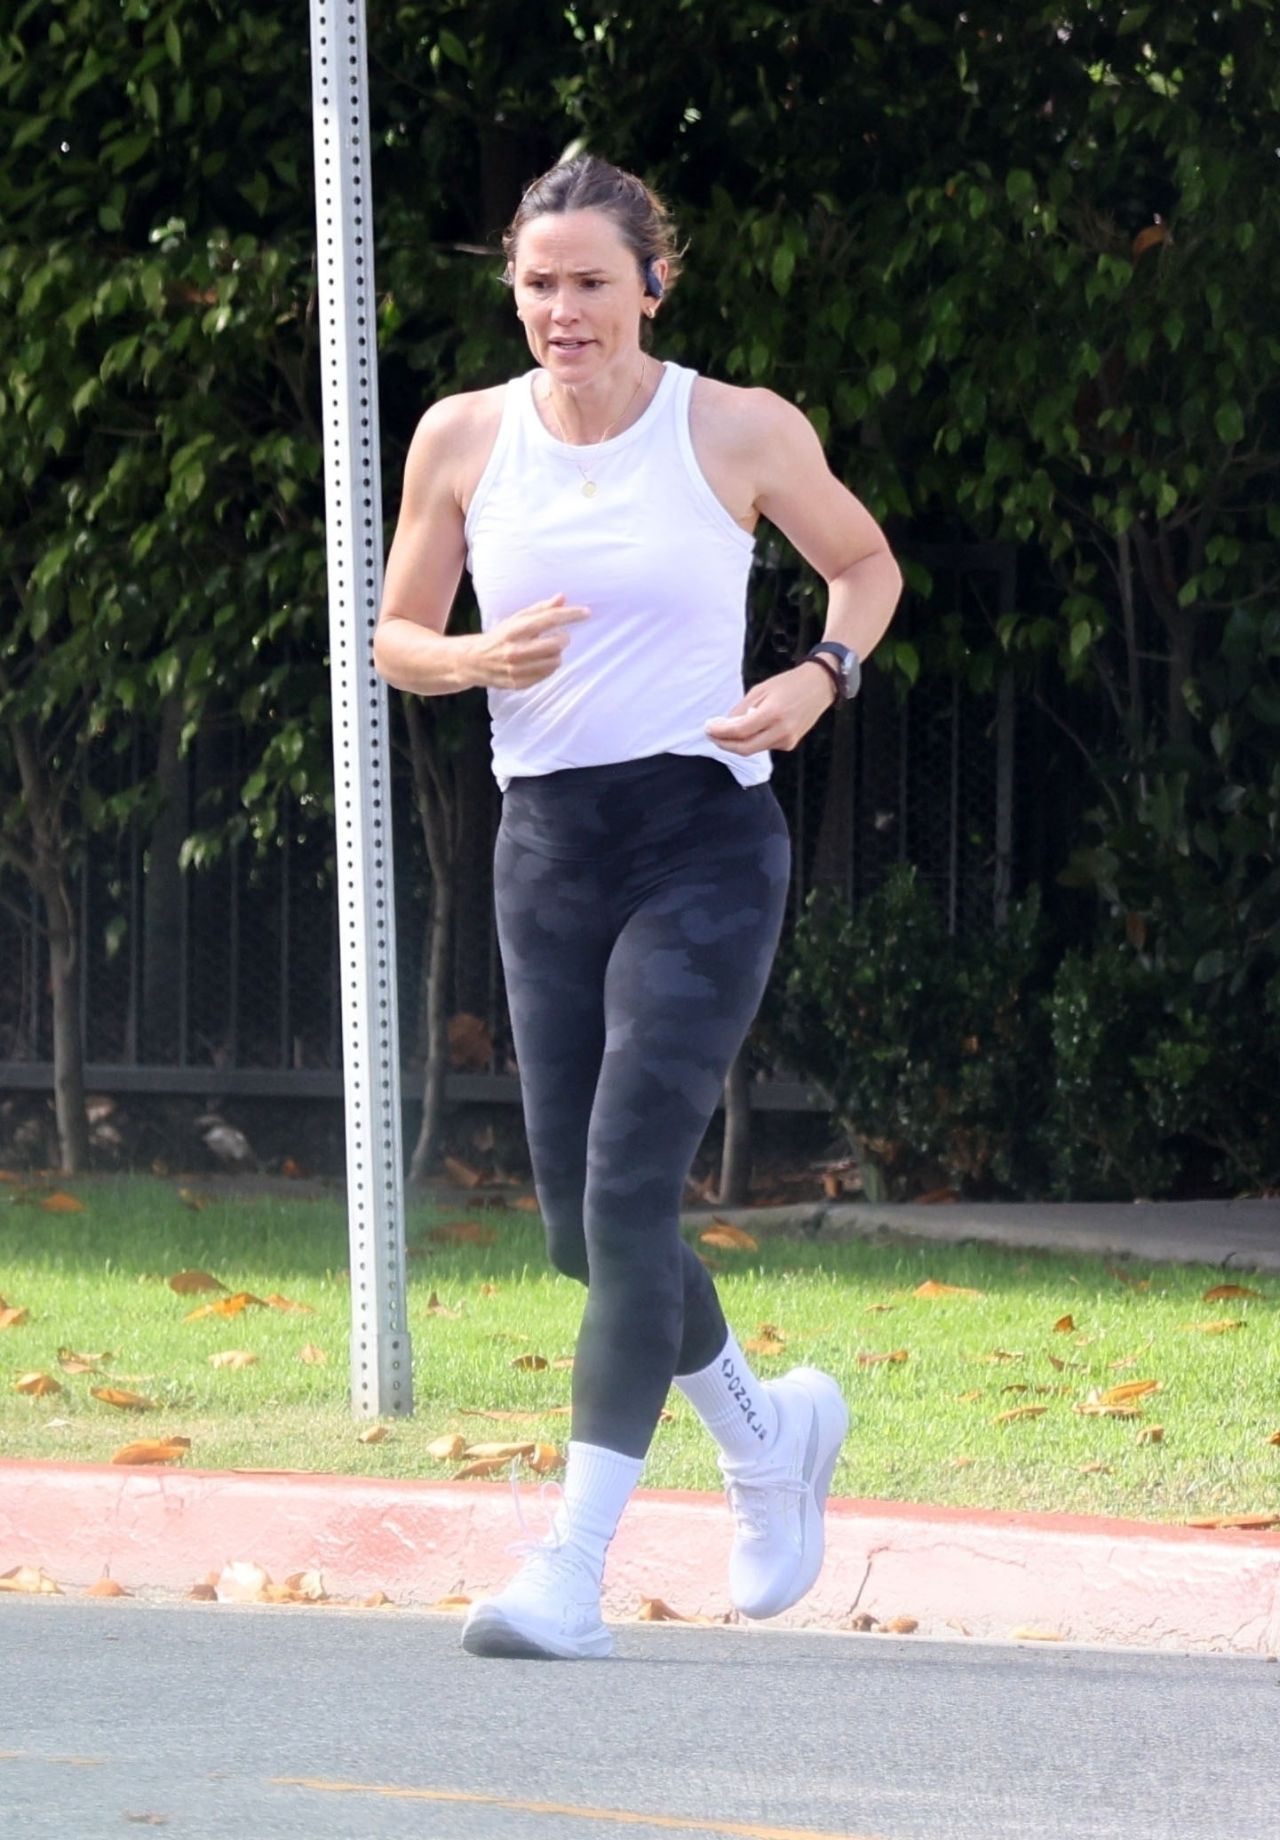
[374,155,903,1660]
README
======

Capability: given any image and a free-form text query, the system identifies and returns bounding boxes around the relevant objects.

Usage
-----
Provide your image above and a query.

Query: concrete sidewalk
[4,1194,1278,1656]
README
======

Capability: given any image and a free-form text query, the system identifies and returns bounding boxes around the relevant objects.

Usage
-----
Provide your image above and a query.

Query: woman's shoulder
[414,380,512,448]
[688,371,808,456]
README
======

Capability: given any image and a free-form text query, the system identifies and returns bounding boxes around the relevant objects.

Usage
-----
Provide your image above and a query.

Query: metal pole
[308,0,413,1416]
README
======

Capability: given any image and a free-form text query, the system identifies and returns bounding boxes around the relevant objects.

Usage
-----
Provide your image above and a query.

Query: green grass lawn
[2,1174,1278,1524]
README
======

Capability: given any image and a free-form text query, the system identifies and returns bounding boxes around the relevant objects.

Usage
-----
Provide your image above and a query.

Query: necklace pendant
[581,480,598,499]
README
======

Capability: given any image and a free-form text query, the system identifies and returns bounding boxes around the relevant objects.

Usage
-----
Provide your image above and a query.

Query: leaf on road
[1182,1319,1246,1334]
[85,1574,130,1597]
[427,1433,466,1462]
[298,1343,328,1364]
[1053,1314,1076,1333]
[636,1597,714,1623]
[858,1348,909,1366]
[208,1350,258,1370]
[995,1405,1049,1424]
[915,1280,984,1299]
[15,1371,62,1396]
[880,1615,919,1634]
[216,1561,271,1603]
[168,1269,226,1295]
[91,1386,155,1410]
[510,1353,547,1371]
[111,1438,191,1465]
[699,1222,759,1251]
[362,1591,395,1608]
[41,1191,85,1213]
[430,1593,472,1611]
[282,1569,327,1601]
[1202,1283,1263,1301]
[0,1564,62,1594]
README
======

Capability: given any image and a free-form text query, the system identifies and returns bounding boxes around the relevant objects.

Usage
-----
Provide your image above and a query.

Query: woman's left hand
[704,663,837,756]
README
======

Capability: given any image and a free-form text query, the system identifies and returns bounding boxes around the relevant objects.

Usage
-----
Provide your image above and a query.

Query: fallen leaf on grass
[1186,1512,1280,1531]
[1011,1626,1064,1642]
[358,1426,388,1445]
[1268,1431,1280,1447]
[510,1353,547,1371]
[1097,1379,1161,1406]
[479,1282,500,1297]
[528,1443,563,1474]
[699,1222,759,1252]
[0,1306,29,1329]
[460,1441,537,1461]
[454,1456,511,1479]
[1105,1267,1151,1290]
[864,1302,897,1314]
[427,1433,467,1462]
[168,1269,226,1295]
[948,1455,977,1469]
[880,1616,919,1634]
[1078,1461,1112,1475]
[57,1347,112,1373]
[208,1351,258,1370]
[1182,1319,1246,1334]
[551,1356,575,1371]
[424,1292,462,1319]
[974,1349,1024,1364]
[956,1389,984,1403]
[263,1292,314,1314]
[745,1336,787,1357]
[1053,1314,1076,1333]
[41,1191,85,1213]
[858,1348,909,1366]
[91,1387,155,1410]
[298,1343,328,1365]
[177,1187,207,1212]
[1136,1425,1165,1445]
[111,1438,190,1466]
[0,1565,62,1594]
[1202,1283,1263,1301]
[15,1371,61,1396]
[428,1221,497,1246]
[915,1280,983,1299]
[185,1292,267,1321]
[995,1406,1050,1425]
[1074,1401,1143,1419]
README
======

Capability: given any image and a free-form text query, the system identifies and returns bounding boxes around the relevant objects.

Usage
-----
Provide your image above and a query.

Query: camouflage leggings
[494,753,791,1459]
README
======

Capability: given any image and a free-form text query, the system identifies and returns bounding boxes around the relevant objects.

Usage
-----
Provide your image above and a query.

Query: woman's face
[511,208,653,385]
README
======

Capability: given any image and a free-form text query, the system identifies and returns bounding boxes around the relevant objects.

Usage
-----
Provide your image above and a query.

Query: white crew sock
[554,1441,645,1584]
[674,1327,779,1464]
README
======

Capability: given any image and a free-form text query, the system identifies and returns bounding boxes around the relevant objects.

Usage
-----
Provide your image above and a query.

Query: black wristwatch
[803,641,862,705]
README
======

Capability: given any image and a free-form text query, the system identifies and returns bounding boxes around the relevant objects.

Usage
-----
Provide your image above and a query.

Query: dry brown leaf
[512,1195,541,1213]
[91,1386,155,1410]
[864,1302,897,1314]
[1136,1425,1165,1445]
[699,1222,759,1251]
[427,1432,467,1462]
[1011,1626,1064,1642]
[1202,1283,1263,1302]
[216,1561,270,1603]
[85,1576,129,1598]
[1074,1400,1143,1419]
[847,1612,878,1632]
[0,1565,62,1595]
[1186,1512,1280,1531]
[184,1291,267,1322]
[460,1440,537,1461]
[280,1157,306,1179]
[510,1352,547,1371]
[208,1350,258,1370]
[444,1155,486,1187]
[430,1593,472,1611]
[41,1191,85,1213]
[111,1438,191,1465]
[479,1282,500,1297]
[424,1291,462,1319]
[428,1221,497,1246]
[358,1425,388,1445]
[298,1343,328,1365]
[974,1349,1024,1364]
[857,1348,910,1366]
[177,1186,207,1211]
[1182,1318,1246,1334]
[1053,1314,1076,1333]
[527,1443,563,1474]
[57,1347,112,1373]
[1078,1461,1112,1474]
[15,1371,62,1396]
[995,1405,1050,1425]
[362,1590,395,1607]
[454,1456,510,1479]
[880,1615,919,1634]
[1268,1431,1280,1447]
[948,1455,977,1469]
[0,1306,29,1329]
[551,1356,575,1371]
[168,1269,226,1295]
[1000,1383,1029,1394]
[1098,1379,1161,1406]
[1132,223,1168,260]
[914,1279,983,1299]
[283,1569,327,1601]
[263,1292,314,1313]
[956,1389,984,1403]
[636,1597,712,1623]
[745,1337,787,1358]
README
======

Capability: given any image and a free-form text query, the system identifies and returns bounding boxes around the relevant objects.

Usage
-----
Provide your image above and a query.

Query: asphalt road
[5,1597,1278,1840]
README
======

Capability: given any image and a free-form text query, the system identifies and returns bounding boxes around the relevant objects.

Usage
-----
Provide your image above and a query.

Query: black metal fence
[0,543,1027,1103]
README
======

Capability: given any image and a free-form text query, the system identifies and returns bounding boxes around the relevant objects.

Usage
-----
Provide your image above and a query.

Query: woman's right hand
[470,594,590,689]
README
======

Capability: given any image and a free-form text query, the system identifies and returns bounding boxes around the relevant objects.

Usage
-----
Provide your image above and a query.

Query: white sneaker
[720,1366,849,1620]
[461,1540,613,1660]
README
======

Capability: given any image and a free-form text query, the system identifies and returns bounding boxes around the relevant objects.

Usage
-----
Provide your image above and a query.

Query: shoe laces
[722,1456,808,1539]
[502,1461,597,1593]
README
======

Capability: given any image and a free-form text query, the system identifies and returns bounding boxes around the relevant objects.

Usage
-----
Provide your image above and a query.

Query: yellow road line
[272,1776,889,1840]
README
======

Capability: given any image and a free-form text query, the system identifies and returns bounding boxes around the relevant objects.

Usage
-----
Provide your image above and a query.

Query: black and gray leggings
[494,753,790,1460]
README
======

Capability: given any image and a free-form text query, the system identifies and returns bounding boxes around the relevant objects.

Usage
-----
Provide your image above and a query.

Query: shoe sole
[736,1367,850,1621]
[461,1603,613,1661]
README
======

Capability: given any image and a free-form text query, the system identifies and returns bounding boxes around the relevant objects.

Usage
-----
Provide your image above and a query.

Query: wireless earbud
[643,259,665,300]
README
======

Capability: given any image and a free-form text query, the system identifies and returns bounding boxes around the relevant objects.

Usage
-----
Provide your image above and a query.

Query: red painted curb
[2,1460,1276,1655]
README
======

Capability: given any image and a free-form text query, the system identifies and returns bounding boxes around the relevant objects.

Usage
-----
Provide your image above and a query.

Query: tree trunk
[718,1048,753,1205]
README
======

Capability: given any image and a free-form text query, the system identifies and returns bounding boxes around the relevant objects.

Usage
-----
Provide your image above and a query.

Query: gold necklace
[541,359,649,498]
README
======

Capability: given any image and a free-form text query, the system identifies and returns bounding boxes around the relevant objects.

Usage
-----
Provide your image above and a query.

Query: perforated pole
[309,0,413,1416]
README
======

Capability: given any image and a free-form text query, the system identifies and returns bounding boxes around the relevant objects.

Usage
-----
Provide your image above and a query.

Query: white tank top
[464,361,769,790]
